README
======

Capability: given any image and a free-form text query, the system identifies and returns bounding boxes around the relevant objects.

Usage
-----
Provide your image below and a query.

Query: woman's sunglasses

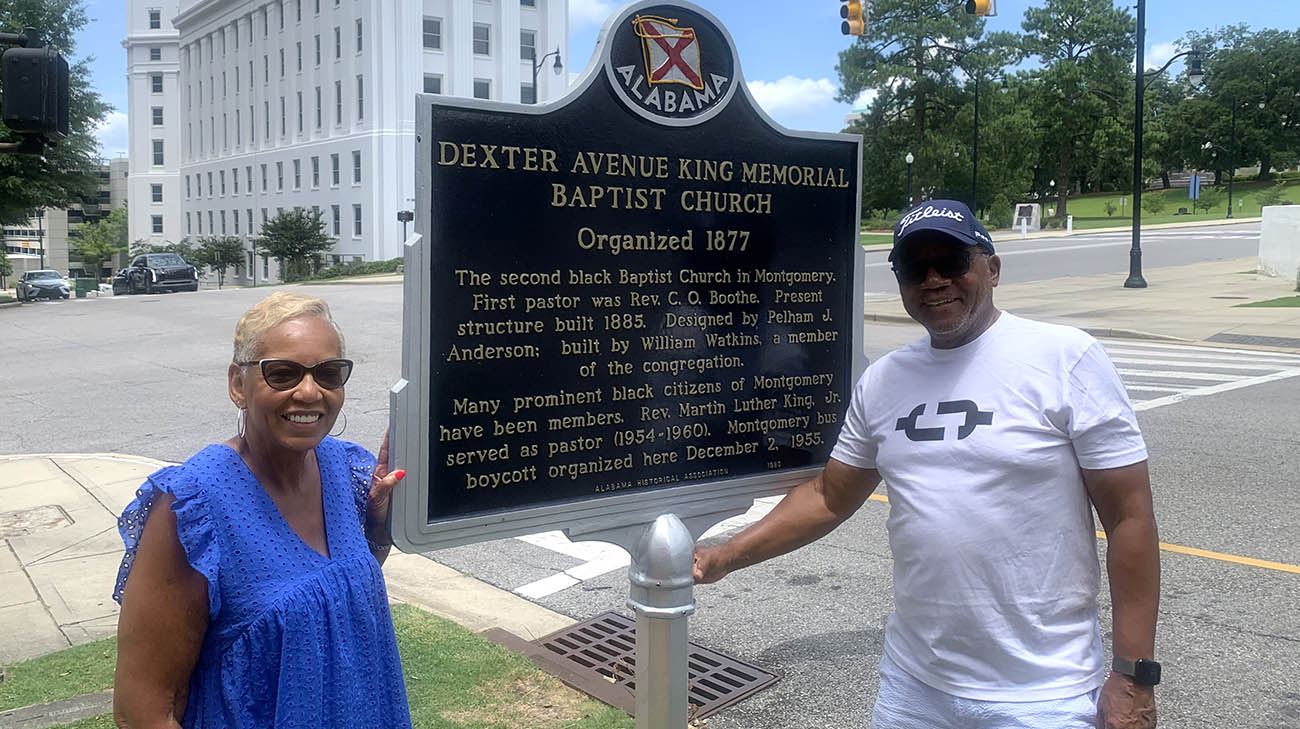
[891,248,975,286]
[238,358,354,391]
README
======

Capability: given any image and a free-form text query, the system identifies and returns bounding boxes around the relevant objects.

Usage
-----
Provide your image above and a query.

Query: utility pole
[1125,0,1148,288]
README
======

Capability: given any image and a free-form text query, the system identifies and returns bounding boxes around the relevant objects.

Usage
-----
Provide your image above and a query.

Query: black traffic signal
[2,44,70,141]
[840,0,866,36]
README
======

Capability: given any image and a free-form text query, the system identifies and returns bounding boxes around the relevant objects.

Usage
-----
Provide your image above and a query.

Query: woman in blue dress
[111,292,411,728]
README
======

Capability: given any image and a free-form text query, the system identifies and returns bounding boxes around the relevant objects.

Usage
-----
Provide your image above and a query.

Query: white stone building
[126,0,568,282]
[124,0,183,251]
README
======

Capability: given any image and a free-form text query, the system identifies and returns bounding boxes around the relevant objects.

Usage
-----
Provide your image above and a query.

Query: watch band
[1112,657,1161,686]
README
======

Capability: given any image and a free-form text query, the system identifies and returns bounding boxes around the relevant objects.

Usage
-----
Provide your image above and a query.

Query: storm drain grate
[532,611,780,718]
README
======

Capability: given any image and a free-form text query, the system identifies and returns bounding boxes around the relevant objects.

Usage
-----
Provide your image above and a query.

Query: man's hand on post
[692,544,731,585]
[1096,672,1156,729]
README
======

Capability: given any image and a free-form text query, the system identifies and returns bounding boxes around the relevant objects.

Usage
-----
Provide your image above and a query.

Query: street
[2,226,1298,728]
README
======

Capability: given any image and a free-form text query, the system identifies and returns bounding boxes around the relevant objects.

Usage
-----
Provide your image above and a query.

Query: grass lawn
[859,233,893,246]
[1050,180,1300,231]
[0,604,632,729]
[1236,295,1300,308]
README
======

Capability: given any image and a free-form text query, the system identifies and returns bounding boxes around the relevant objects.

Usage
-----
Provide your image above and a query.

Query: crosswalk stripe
[1109,356,1284,372]
[1101,340,1300,360]
[1133,370,1300,411]
[1116,368,1240,382]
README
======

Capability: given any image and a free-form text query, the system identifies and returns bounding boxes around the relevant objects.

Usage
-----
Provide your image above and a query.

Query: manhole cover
[534,611,780,718]
[0,505,72,538]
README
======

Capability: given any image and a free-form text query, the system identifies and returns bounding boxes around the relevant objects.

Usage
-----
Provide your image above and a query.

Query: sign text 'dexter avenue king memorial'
[390,0,866,551]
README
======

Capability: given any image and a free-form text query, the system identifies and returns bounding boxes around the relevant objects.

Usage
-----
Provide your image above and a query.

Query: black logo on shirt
[895,400,993,442]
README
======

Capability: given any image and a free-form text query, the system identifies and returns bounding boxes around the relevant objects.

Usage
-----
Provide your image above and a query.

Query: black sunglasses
[238,358,354,391]
[891,248,975,286]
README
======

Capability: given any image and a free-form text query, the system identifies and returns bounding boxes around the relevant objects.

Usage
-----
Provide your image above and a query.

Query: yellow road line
[1095,531,1300,575]
[867,493,1300,574]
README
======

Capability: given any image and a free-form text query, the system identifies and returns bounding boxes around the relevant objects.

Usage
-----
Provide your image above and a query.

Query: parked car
[115,253,200,294]
[17,270,70,301]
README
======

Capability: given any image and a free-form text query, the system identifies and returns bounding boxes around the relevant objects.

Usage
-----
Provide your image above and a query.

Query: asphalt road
[3,230,1297,727]
[863,223,1263,294]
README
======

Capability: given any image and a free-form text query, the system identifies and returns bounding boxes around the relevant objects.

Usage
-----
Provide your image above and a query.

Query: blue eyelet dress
[113,437,412,729]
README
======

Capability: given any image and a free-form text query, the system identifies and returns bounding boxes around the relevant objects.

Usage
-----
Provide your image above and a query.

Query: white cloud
[747,76,838,118]
[1146,41,1178,71]
[94,110,129,159]
[570,0,616,28]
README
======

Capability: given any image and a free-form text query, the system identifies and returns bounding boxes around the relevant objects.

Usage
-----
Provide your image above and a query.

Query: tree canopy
[256,209,334,282]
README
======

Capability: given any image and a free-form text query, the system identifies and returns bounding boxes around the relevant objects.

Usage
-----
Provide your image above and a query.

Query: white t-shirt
[830,312,1148,702]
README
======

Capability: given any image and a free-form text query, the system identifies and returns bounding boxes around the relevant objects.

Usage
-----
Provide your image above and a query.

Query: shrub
[312,257,404,280]
[1256,181,1288,209]
[986,194,1014,229]
[1141,194,1168,215]
[1104,201,1118,217]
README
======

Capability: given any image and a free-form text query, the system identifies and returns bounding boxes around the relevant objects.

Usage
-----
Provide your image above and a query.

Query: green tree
[1021,0,1134,220]
[1195,186,1225,214]
[838,0,989,208]
[1256,181,1288,208]
[0,246,12,289]
[1141,193,1167,215]
[0,0,113,224]
[257,209,334,282]
[195,235,246,289]
[73,205,128,280]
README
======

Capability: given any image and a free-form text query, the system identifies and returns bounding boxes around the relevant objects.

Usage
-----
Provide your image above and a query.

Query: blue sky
[81,0,1297,157]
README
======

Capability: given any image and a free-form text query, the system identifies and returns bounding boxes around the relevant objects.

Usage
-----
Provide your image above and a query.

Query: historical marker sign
[391,0,866,551]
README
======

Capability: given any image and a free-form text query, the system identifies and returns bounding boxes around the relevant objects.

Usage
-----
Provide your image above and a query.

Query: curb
[300,276,403,286]
[0,301,22,310]
[0,691,113,729]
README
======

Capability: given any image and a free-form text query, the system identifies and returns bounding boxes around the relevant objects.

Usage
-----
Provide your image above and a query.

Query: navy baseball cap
[889,200,995,262]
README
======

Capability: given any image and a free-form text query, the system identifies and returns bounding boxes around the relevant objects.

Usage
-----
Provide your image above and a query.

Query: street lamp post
[529,47,563,104]
[1127,1,1204,289]
[905,152,914,207]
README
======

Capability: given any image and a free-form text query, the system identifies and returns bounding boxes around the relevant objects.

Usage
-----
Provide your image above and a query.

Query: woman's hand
[365,430,405,549]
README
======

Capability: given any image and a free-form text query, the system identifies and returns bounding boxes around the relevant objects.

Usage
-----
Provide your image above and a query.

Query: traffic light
[2,44,70,141]
[840,0,866,36]
[964,0,995,16]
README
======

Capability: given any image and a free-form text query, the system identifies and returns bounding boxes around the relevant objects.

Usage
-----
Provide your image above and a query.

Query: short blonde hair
[232,292,346,363]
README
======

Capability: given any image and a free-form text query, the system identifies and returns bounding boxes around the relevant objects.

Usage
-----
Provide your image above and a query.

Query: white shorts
[870,653,1099,729]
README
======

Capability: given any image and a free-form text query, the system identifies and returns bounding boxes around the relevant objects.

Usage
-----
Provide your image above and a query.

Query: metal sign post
[393,1,866,723]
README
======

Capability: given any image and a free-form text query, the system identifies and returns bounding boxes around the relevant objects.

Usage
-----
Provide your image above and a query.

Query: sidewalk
[866,256,1300,349]
[0,454,573,669]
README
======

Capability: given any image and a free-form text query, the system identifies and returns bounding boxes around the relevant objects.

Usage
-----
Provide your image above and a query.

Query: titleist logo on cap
[898,205,965,233]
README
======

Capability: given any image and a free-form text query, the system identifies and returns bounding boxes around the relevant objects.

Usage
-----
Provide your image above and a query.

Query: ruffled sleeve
[340,440,378,530]
[113,463,222,618]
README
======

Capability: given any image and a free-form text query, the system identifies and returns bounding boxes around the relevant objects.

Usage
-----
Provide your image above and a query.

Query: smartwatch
[1112,657,1161,686]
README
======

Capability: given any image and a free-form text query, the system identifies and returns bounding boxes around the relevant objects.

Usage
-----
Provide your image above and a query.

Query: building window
[352,150,361,183]
[520,30,536,61]
[521,84,536,104]
[148,8,161,29]
[196,174,202,196]
[152,215,163,234]
[334,80,342,124]
[334,26,340,59]
[521,0,535,6]
[263,101,269,138]
[279,48,285,77]
[234,66,239,93]
[276,161,284,190]
[263,256,268,279]
[355,19,362,53]
[152,139,164,165]
[311,156,319,187]
[196,213,202,234]
[423,75,442,94]
[151,73,163,93]
[233,167,240,194]
[185,175,191,198]
[235,109,241,145]
[207,171,213,196]
[296,41,302,71]
[314,0,319,14]
[473,78,491,100]
[314,34,321,65]
[352,204,361,236]
[247,209,253,234]
[208,211,213,232]
[278,1,284,29]
[234,212,240,234]
[151,184,163,203]
[422,18,442,50]
[219,170,226,195]
[296,91,303,132]
[280,96,286,135]
[246,166,252,193]
[314,86,322,128]
[295,0,301,23]
[261,163,268,191]
[186,212,192,233]
[263,55,269,83]
[473,24,490,56]
[152,106,163,125]
[293,159,301,189]
[355,75,363,120]
[331,204,340,234]
[330,153,339,185]
[249,105,255,143]
[149,46,161,61]
[220,210,227,234]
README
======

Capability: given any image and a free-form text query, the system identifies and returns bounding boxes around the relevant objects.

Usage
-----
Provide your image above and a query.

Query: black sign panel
[411,2,861,529]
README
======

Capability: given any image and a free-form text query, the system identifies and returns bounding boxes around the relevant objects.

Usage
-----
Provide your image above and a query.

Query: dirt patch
[441,671,593,727]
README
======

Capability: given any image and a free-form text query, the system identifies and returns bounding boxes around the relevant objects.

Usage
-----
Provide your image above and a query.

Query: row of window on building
[184,203,363,238]
[177,150,361,203]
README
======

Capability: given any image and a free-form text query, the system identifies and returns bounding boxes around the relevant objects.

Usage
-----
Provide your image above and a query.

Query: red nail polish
[393,470,407,480]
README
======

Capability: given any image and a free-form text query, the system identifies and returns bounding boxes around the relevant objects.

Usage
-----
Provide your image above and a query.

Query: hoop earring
[235,407,246,438]
[330,410,347,437]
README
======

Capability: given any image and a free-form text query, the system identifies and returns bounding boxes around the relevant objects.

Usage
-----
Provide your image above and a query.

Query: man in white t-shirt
[694,200,1160,729]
